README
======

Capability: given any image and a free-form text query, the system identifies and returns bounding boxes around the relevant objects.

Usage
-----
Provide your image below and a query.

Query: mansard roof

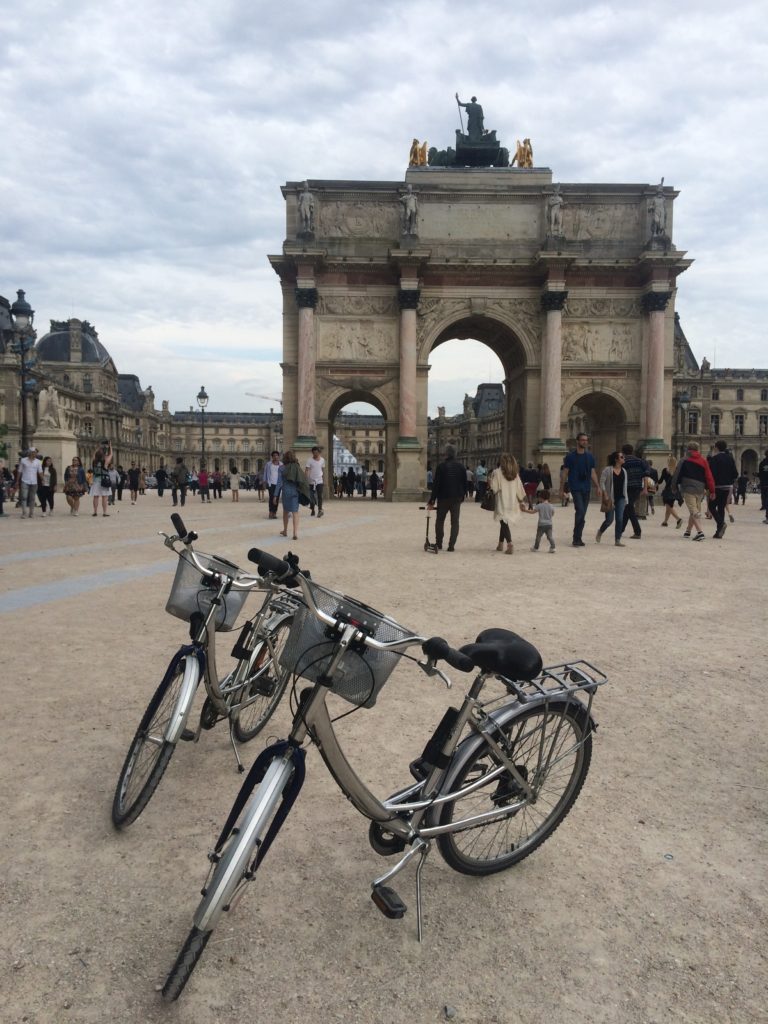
[36,319,113,367]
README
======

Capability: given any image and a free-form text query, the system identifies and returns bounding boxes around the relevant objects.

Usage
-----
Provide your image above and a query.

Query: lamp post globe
[197,386,209,468]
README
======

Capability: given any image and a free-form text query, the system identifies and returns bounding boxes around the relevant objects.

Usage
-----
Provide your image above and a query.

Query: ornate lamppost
[197,386,209,468]
[676,390,690,459]
[9,290,38,452]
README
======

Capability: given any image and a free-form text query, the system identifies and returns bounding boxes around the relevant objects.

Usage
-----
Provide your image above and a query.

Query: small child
[530,488,556,552]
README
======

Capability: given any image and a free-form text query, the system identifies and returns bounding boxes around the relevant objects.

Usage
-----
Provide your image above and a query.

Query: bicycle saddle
[460,628,542,681]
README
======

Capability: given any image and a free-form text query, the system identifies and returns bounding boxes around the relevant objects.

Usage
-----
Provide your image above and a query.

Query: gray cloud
[2,0,766,413]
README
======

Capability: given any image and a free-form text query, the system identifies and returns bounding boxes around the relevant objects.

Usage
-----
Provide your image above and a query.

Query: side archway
[323,388,397,499]
[564,387,631,470]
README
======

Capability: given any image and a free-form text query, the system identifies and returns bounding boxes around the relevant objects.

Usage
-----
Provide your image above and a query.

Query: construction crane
[245,391,283,408]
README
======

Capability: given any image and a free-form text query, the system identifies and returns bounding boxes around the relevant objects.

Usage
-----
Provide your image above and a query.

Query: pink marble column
[295,287,317,440]
[540,291,568,443]
[398,289,419,441]
[642,291,671,443]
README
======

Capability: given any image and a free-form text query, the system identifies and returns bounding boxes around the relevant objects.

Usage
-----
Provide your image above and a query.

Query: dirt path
[1,492,765,1023]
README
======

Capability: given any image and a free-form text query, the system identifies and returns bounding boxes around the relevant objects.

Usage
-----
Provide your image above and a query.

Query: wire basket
[280,580,416,708]
[165,550,249,632]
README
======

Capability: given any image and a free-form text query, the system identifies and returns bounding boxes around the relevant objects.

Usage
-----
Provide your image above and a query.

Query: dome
[35,318,113,367]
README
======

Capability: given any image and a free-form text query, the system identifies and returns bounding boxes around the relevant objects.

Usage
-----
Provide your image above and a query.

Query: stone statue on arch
[400,183,418,236]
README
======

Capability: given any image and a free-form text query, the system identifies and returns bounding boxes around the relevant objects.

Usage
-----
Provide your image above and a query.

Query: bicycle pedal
[180,729,196,742]
[371,885,407,920]
[409,757,430,781]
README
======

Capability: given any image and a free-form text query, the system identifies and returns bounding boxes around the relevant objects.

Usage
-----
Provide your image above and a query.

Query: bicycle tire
[161,926,211,1002]
[111,656,193,828]
[161,753,295,998]
[232,619,292,743]
[436,702,592,875]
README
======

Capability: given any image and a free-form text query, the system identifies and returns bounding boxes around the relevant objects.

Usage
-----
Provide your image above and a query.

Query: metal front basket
[279,580,416,708]
[165,549,249,632]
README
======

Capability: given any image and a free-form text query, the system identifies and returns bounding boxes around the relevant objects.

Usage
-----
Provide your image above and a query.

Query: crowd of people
[424,437,768,553]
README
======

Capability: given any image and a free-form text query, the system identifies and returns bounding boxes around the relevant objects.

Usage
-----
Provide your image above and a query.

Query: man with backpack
[619,443,650,540]
[171,457,189,507]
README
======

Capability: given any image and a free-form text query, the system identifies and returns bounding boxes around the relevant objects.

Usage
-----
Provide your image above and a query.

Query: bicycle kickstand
[371,837,432,941]
[228,721,245,773]
[414,841,431,942]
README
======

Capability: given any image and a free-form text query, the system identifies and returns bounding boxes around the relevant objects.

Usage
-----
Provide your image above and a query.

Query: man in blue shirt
[561,432,601,546]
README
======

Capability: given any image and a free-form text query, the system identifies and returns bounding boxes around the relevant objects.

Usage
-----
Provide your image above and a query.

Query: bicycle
[161,547,607,1000]
[111,514,300,828]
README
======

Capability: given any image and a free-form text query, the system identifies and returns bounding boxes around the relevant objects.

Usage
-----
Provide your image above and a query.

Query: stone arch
[418,310,535,369]
[323,387,397,498]
[564,387,630,470]
[740,448,758,475]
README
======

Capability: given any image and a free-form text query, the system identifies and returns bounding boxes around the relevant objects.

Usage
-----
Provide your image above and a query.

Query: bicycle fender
[424,698,595,829]
[163,646,205,744]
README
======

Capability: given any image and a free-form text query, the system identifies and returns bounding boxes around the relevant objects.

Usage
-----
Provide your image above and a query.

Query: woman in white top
[230,464,240,502]
[489,454,527,554]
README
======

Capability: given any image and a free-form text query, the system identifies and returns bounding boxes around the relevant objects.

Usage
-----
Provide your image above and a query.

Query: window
[760,415,768,435]
[378,442,384,454]
[255,439,264,452]
[736,388,744,401]
[83,374,93,394]
[228,439,236,452]
[85,402,91,412]
[687,411,699,434]
[710,414,720,435]
[734,414,744,435]
[83,420,93,436]
[213,438,222,450]
[761,389,768,402]
[242,459,250,472]
[241,439,250,451]
[711,388,719,400]
[690,385,698,398]
[175,438,183,451]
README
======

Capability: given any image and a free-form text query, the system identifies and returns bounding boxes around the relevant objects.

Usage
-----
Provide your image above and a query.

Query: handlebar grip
[170,513,187,539]
[422,636,475,673]
[247,547,293,580]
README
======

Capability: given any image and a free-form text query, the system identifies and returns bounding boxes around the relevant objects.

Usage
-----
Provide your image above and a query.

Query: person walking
[156,464,168,498]
[758,450,768,520]
[305,446,325,517]
[561,433,601,547]
[18,447,42,519]
[427,444,468,551]
[735,471,748,505]
[369,470,380,498]
[263,450,282,519]
[596,451,629,546]
[707,440,738,539]
[474,460,488,503]
[619,444,649,539]
[275,450,309,540]
[230,464,241,502]
[520,462,540,509]
[198,465,210,502]
[488,453,526,554]
[89,442,113,517]
[529,487,556,553]
[63,456,86,516]
[0,459,12,517]
[657,456,684,528]
[671,442,716,541]
[127,462,140,505]
[171,457,189,507]
[211,468,222,499]
[645,459,659,516]
[37,456,57,516]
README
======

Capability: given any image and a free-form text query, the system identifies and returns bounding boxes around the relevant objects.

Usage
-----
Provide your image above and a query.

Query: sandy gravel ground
[1,489,766,1024]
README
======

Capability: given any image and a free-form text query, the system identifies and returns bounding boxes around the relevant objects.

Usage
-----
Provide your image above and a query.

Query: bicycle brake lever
[420,659,452,689]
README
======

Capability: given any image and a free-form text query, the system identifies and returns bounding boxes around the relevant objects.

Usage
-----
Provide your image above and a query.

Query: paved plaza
[1,490,766,1023]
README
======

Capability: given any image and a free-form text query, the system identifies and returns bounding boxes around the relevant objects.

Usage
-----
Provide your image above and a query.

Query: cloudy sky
[2,0,766,417]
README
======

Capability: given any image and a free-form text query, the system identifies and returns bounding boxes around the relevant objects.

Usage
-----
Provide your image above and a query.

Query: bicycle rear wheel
[232,619,292,743]
[111,656,193,828]
[436,702,592,875]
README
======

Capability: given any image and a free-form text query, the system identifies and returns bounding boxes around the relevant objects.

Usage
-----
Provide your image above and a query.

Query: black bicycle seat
[459,628,542,681]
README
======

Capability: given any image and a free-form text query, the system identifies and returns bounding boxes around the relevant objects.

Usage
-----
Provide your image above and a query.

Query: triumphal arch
[269,100,692,499]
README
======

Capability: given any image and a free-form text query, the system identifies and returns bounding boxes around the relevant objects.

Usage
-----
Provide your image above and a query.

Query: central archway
[324,389,397,499]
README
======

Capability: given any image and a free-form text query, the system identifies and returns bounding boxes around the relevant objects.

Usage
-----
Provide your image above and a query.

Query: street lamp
[9,290,37,452]
[197,386,209,468]
[676,390,690,458]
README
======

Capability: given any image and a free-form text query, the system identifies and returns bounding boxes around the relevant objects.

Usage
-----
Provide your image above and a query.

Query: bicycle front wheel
[111,656,193,828]
[232,619,292,743]
[436,702,592,876]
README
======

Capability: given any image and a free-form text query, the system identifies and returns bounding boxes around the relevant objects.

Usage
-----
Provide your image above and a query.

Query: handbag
[480,489,496,512]
[600,493,613,513]
[101,473,112,488]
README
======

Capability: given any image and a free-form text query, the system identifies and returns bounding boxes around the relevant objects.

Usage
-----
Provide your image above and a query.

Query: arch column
[392,287,424,501]
[539,290,568,458]
[641,290,672,452]
[295,287,318,448]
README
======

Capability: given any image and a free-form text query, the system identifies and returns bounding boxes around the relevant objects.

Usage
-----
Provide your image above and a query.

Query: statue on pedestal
[37,384,61,428]
[400,184,418,235]
[547,184,564,236]
[297,181,315,235]
[429,93,508,167]
[648,179,667,238]
[455,94,485,141]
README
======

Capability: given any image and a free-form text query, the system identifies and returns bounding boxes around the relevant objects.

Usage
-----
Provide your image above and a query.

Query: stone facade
[269,167,693,496]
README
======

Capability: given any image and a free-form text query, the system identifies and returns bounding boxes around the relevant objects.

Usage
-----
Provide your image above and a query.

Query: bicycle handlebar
[421,636,475,673]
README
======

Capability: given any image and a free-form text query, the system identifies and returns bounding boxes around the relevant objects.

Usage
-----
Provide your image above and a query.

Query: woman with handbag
[275,450,310,540]
[658,455,684,528]
[596,451,628,546]
[89,442,113,517]
[489,454,526,554]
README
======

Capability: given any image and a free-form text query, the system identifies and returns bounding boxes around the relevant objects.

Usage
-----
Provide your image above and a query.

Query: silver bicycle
[111,515,300,828]
[161,546,607,1000]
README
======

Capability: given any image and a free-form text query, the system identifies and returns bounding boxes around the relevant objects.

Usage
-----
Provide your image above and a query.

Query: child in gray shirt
[530,489,556,552]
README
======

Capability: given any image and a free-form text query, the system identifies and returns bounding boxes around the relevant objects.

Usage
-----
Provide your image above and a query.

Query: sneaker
[693,532,705,541]
[595,530,602,543]
[310,510,316,517]
[676,519,683,529]
[530,546,539,552]
[683,531,690,537]
[630,533,641,539]
[318,510,324,518]
[661,521,668,527]
[728,514,734,523]
[447,545,455,552]
[572,540,586,547]
[615,541,625,547]
[549,547,556,553]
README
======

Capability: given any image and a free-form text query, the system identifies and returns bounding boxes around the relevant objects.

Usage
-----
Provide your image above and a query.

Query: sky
[2,0,767,418]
